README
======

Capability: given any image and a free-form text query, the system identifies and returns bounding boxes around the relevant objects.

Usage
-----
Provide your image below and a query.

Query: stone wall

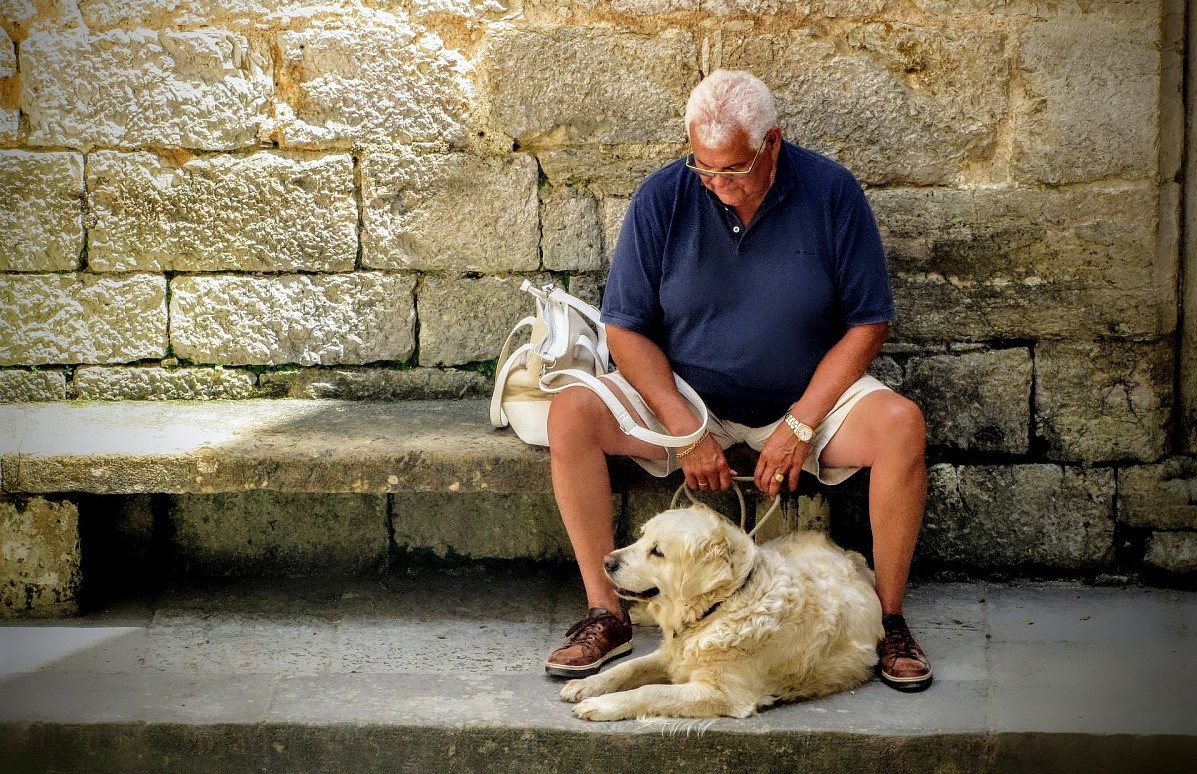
[1,1,1194,576]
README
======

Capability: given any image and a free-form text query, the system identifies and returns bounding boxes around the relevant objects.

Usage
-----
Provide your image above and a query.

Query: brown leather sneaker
[545,607,632,678]
[877,614,933,692]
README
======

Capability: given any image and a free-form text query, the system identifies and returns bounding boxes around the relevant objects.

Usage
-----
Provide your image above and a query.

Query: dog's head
[603,504,756,610]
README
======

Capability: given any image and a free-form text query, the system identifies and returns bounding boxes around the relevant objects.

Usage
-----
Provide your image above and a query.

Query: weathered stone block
[603,0,695,11]
[0,273,168,365]
[911,0,1160,17]
[867,354,903,391]
[392,492,571,561]
[77,1,350,28]
[749,493,833,546]
[361,151,539,272]
[600,197,631,263]
[1119,459,1197,530]
[482,27,697,145]
[1036,340,1172,464]
[1014,19,1160,184]
[539,147,681,198]
[275,23,472,148]
[418,275,549,367]
[1,29,17,142]
[21,28,272,150]
[541,188,603,272]
[921,464,1115,571]
[904,349,1032,453]
[257,367,488,400]
[722,23,1008,185]
[411,0,513,20]
[1144,531,1197,575]
[1,495,80,617]
[87,151,356,272]
[169,493,388,576]
[73,366,258,400]
[169,273,416,366]
[0,152,84,272]
[0,370,67,402]
[872,185,1172,340]
[566,273,604,310]
[602,0,878,11]
[623,482,746,545]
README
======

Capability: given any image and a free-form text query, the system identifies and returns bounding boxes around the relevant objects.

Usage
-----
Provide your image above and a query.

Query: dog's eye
[649,544,664,558]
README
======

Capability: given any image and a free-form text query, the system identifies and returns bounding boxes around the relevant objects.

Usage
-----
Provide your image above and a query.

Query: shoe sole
[544,641,633,679]
[877,665,934,693]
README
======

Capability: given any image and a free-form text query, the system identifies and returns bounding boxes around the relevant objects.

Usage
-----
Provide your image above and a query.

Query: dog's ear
[698,519,754,568]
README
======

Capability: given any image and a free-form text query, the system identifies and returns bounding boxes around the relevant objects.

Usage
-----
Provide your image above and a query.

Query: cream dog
[561,504,883,720]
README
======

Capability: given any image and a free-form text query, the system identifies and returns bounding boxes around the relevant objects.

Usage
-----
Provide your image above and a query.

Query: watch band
[783,412,814,442]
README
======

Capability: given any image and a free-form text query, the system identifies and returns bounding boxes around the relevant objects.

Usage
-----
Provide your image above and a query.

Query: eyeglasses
[685,138,767,178]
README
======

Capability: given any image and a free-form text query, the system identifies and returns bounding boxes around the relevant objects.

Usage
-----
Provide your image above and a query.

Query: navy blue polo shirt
[600,140,894,427]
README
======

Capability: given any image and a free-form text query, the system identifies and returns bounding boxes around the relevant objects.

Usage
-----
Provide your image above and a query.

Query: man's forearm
[789,322,888,428]
[606,325,705,436]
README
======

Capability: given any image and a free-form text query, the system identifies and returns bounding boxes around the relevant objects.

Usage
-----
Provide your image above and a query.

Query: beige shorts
[602,372,891,485]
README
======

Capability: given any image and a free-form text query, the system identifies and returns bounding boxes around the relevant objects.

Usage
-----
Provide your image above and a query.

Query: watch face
[799,425,813,442]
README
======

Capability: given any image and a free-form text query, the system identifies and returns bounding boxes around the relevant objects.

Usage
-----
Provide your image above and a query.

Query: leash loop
[670,476,783,542]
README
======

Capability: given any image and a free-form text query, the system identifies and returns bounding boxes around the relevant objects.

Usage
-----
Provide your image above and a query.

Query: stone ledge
[0,400,551,496]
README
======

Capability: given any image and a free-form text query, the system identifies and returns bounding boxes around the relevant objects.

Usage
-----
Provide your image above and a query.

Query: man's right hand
[680,435,736,492]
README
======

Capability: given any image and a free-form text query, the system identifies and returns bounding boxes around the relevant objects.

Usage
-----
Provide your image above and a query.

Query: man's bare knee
[548,388,609,446]
[883,395,926,452]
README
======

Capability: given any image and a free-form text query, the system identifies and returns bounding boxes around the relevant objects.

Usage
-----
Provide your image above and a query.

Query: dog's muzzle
[604,555,659,600]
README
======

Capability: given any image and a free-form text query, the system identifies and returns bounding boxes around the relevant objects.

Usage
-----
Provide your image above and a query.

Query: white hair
[684,70,778,149]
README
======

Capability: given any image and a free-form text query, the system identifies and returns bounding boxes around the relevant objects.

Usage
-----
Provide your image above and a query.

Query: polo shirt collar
[695,138,798,215]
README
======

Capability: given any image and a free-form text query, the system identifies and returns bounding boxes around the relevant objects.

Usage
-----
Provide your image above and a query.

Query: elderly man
[543,70,932,693]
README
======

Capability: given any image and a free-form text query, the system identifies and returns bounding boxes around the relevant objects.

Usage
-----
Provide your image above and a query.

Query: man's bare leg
[547,386,668,611]
[543,386,668,678]
[819,390,932,691]
[819,390,926,613]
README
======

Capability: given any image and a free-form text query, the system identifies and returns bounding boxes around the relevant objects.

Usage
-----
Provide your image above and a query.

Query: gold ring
[773,472,785,484]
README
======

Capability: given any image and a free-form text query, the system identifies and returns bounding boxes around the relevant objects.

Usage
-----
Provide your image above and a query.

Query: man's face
[688,126,780,215]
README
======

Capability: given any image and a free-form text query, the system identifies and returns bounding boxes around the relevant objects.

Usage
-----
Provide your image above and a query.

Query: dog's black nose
[603,554,620,573]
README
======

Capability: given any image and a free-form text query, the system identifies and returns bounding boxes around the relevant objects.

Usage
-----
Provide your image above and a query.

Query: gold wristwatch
[783,412,815,443]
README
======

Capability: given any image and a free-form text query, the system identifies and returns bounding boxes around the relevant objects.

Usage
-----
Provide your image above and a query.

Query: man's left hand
[754,425,810,496]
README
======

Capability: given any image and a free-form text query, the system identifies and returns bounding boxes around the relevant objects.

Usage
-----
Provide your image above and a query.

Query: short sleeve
[600,180,670,335]
[832,181,896,327]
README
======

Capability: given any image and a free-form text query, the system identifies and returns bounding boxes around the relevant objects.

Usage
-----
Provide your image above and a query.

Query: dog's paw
[573,695,634,722]
[560,675,608,703]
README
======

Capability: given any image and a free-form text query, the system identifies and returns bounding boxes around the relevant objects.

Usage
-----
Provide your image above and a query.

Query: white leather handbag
[489,280,708,449]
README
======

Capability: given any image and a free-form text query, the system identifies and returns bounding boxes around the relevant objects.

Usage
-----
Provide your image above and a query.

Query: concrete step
[1,572,1193,773]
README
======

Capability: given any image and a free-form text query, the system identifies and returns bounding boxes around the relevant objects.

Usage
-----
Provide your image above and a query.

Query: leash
[670,476,783,541]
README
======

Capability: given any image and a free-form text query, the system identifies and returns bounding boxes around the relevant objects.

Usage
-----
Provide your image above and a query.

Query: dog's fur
[561,504,883,720]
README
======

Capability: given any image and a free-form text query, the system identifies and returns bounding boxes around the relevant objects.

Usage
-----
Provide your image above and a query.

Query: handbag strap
[489,316,535,429]
[541,368,708,448]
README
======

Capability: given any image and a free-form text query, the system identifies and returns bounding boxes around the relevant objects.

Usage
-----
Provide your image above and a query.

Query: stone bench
[1,399,815,617]
[0,399,547,496]
[5,399,1193,618]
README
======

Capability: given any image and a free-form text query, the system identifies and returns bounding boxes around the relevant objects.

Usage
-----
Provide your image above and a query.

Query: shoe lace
[564,612,618,645]
[880,617,922,662]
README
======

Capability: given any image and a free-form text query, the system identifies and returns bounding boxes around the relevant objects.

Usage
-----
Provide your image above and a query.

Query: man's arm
[754,321,889,494]
[607,324,736,490]
[790,321,888,431]
[607,325,702,436]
